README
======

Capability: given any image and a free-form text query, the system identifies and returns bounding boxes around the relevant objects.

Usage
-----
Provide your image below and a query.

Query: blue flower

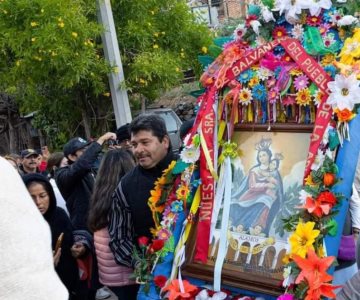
[274,45,285,55]
[171,200,183,213]
[237,69,254,84]
[276,15,286,25]
[323,7,337,23]
[252,84,267,102]
[324,65,336,78]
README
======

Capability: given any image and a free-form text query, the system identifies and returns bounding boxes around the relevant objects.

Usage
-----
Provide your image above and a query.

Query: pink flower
[277,294,295,300]
[294,74,309,91]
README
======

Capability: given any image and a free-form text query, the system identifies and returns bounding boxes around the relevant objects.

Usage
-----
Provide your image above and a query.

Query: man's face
[131,130,169,169]
[22,154,39,171]
[68,147,87,162]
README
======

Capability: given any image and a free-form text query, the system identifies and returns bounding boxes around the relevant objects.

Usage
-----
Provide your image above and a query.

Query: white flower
[282,266,295,287]
[273,0,308,23]
[327,74,360,110]
[307,0,332,17]
[291,24,304,40]
[337,15,359,27]
[299,189,311,204]
[261,6,275,22]
[258,67,274,80]
[311,149,325,171]
[250,20,262,35]
[195,289,227,300]
[233,24,247,41]
[180,145,200,163]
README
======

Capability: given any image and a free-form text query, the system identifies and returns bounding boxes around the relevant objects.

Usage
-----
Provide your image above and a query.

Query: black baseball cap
[21,149,40,159]
[63,137,90,157]
[116,123,131,143]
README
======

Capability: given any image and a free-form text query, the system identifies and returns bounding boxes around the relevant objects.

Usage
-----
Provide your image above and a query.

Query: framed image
[183,125,312,296]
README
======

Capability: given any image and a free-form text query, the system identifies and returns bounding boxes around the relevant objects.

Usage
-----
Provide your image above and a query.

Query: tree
[0,0,211,148]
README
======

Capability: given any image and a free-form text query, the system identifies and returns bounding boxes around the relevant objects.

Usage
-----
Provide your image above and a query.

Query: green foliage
[0,0,212,148]
[112,0,212,100]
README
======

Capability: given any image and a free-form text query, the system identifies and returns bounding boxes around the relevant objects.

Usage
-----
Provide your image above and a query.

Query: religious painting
[183,128,312,296]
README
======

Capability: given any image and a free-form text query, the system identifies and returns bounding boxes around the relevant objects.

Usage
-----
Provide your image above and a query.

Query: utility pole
[96,0,132,127]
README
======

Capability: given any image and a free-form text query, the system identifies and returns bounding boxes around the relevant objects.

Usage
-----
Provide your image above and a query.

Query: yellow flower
[321,54,335,66]
[103,92,110,97]
[72,32,78,38]
[58,21,65,28]
[162,160,176,176]
[175,67,180,72]
[304,174,318,187]
[290,68,303,76]
[153,32,159,37]
[176,185,189,201]
[30,22,38,27]
[201,46,208,54]
[16,60,21,67]
[248,77,259,87]
[289,221,320,258]
[31,37,36,42]
[139,78,147,85]
[181,53,185,58]
[155,175,167,186]
[296,88,311,106]
[153,44,159,49]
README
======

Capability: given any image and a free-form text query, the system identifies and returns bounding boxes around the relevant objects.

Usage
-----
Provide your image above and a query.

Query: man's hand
[97,132,117,146]
[71,242,86,258]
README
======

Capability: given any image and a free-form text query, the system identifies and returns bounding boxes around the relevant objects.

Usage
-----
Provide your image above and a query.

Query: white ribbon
[213,156,232,291]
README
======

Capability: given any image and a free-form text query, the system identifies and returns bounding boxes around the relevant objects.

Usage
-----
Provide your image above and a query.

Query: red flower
[272,26,287,40]
[317,191,337,207]
[154,275,167,288]
[150,239,165,252]
[138,236,149,247]
[245,15,258,27]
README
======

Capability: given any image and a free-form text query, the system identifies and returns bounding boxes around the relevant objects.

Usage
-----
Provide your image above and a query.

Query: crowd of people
[1,112,360,300]
[1,114,175,300]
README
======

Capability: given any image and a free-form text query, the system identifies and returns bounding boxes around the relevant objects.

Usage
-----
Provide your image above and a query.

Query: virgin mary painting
[230,138,284,236]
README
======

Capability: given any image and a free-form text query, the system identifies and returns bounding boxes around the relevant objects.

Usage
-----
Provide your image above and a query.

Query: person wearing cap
[55,132,115,300]
[20,149,41,174]
[114,123,132,150]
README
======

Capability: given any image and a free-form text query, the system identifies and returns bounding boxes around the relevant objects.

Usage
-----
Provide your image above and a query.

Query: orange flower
[162,279,198,300]
[148,187,164,212]
[335,108,355,122]
[293,250,339,300]
[323,173,335,186]
[176,185,189,201]
[302,191,336,217]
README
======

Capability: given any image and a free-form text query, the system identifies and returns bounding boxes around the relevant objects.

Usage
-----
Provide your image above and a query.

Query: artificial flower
[180,146,200,164]
[268,88,279,104]
[313,90,324,107]
[337,15,359,27]
[277,294,294,300]
[335,108,356,122]
[171,200,184,213]
[272,26,288,40]
[289,221,320,258]
[176,184,189,201]
[261,5,275,22]
[324,65,336,78]
[149,239,165,252]
[195,289,228,300]
[323,173,336,186]
[149,187,163,212]
[299,189,312,204]
[307,0,331,17]
[239,88,253,105]
[249,19,262,35]
[307,15,322,26]
[157,228,171,240]
[257,67,274,80]
[138,236,150,248]
[291,24,304,40]
[327,74,360,110]
[282,266,295,288]
[154,275,168,288]
[323,33,336,48]
[289,67,303,76]
[311,149,326,171]
[282,95,296,106]
[302,194,331,218]
[162,279,198,300]
[304,174,318,187]
[321,53,335,65]
[248,77,259,87]
[238,69,254,84]
[252,84,267,102]
[292,249,335,288]
[273,0,307,23]
[233,24,247,41]
[296,88,311,106]
[319,23,331,36]
[294,75,309,91]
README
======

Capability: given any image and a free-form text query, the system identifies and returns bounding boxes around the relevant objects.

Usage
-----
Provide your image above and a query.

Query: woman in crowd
[23,173,80,299]
[46,152,69,215]
[88,149,138,300]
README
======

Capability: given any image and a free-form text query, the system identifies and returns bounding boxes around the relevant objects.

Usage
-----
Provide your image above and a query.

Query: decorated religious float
[134,0,360,299]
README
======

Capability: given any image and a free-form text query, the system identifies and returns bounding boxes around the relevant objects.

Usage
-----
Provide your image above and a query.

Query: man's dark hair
[130,113,172,152]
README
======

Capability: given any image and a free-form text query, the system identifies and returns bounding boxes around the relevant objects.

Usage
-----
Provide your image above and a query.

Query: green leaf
[326,219,338,236]
[173,160,189,174]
